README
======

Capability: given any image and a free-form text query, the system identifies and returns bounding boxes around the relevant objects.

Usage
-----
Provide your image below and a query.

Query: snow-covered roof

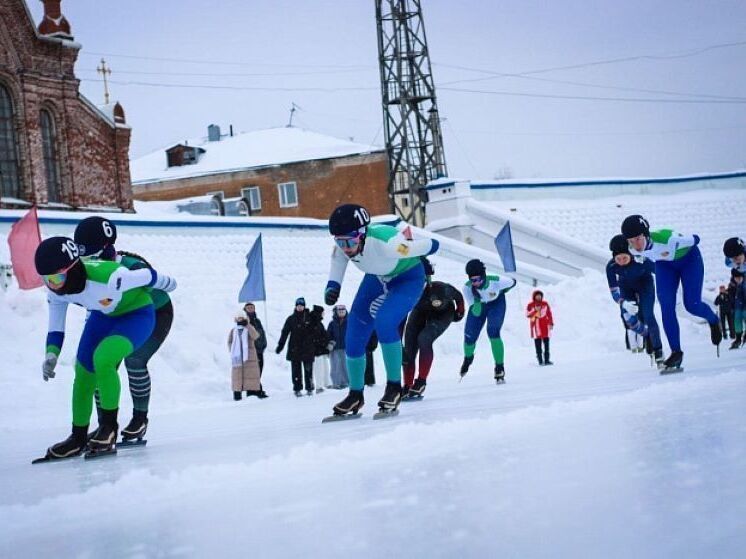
[131,127,385,185]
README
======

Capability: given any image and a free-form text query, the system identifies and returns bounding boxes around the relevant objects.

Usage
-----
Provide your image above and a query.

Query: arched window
[0,84,23,200]
[40,109,62,203]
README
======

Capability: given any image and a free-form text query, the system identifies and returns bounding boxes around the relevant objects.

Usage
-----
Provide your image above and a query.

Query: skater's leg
[655,261,682,352]
[373,266,426,384]
[636,279,662,351]
[485,296,507,365]
[402,311,424,387]
[123,301,173,414]
[679,246,719,325]
[463,304,488,358]
[416,316,452,380]
[364,352,376,386]
[346,274,381,390]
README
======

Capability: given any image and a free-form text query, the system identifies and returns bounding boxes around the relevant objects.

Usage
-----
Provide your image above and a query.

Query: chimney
[37,0,73,40]
[207,124,221,142]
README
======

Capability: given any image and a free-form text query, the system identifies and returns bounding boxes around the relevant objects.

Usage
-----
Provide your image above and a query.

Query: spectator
[228,315,265,400]
[327,304,349,389]
[365,331,378,387]
[526,290,554,365]
[310,305,331,393]
[714,285,734,342]
[276,298,316,396]
[243,302,267,374]
[730,270,746,349]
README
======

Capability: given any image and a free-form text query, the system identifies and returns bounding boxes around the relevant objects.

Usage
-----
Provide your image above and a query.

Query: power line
[445,124,746,137]
[76,67,373,78]
[81,78,378,93]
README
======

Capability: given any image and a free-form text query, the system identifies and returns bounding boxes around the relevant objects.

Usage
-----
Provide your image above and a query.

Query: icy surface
[1,191,745,558]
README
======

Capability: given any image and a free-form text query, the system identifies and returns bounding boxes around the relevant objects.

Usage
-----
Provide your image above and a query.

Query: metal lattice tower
[375,0,447,226]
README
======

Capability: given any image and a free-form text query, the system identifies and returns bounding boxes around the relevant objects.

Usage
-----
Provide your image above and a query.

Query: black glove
[325,281,340,306]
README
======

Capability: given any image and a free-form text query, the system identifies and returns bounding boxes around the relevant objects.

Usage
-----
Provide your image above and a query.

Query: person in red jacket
[526,290,554,365]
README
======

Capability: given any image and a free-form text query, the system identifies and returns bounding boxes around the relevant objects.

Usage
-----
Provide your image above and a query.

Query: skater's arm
[111,267,177,293]
[46,295,69,355]
[452,288,465,321]
[490,274,516,294]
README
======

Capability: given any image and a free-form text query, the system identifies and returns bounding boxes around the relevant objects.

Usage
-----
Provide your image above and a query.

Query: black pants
[402,311,453,384]
[257,352,264,375]
[365,351,375,386]
[291,360,314,392]
[720,311,734,339]
[534,337,550,363]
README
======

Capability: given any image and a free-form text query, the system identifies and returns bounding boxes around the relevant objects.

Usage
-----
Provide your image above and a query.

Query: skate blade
[118,438,147,448]
[495,378,506,384]
[322,413,363,423]
[373,409,399,420]
[401,394,423,402]
[31,452,81,465]
[659,367,684,375]
[84,448,118,460]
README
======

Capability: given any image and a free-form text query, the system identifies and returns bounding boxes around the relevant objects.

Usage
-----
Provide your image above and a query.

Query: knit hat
[295,297,306,306]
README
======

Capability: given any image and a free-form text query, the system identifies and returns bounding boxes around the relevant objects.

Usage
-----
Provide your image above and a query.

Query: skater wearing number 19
[459,259,516,383]
[33,236,176,462]
[621,215,721,372]
[323,204,439,419]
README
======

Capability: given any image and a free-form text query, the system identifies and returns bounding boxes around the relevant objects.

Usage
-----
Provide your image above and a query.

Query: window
[278,181,298,208]
[0,84,22,200]
[241,186,261,211]
[40,109,62,203]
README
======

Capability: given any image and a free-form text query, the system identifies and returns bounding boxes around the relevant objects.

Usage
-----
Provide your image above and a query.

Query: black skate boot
[33,425,89,463]
[730,333,742,350]
[332,389,364,416]
[374,382,402,419]
[494,364,506,384]
[710,322,722,346]
[87,409,118,458]
[401,384,412,400]
[661,351,684,374]
[121,410,148,442]
[406,378,426,400]
[459,355,474,378]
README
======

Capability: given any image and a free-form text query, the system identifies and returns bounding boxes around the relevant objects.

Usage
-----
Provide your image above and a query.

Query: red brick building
[131,125,391,219]
[0,0,133,211]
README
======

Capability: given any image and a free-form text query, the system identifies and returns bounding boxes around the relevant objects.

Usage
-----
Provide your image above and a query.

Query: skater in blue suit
[606,234,664,367]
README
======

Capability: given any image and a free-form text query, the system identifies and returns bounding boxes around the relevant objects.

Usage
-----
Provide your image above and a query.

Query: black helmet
[328,204,371,236]
[465,259,486,277]
[609,234,630,256]
[34,236,80,275]
[74,216,117,256]
[422,257,435,277]
[621,215,649,239]
[723,237,745,259]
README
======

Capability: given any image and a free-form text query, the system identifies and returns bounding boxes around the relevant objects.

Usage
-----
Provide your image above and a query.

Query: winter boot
[409,378,427,398]
[89,409,118,453]
[46,425,89,460]
[315,387,325,394]
[306,389,314,396]
[543,351,553,366]
[332,389,364,416]
[494,364,506,383]
[710,322,723,346]
[257,390,269,399]
[233,391,242,401]
[294,390,303,398]
[378,381,402,411]
[121,410,148,442]
[459,355,474,377]
[662,351,684,371]
[654,348,665,368]
[536,351,544,365]
[730,333,742,350]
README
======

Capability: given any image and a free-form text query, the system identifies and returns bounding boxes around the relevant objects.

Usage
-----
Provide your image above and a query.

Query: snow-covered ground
[1,189,745,558]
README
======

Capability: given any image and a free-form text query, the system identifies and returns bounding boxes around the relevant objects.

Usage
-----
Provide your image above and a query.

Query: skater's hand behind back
[42,353,57,381]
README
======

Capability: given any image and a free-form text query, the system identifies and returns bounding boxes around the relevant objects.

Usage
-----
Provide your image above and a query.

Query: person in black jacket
[310,305,331,393]
[402,258,465,399]
[243,302,267,374]
[714,285,734,341]
[276,298,316,396]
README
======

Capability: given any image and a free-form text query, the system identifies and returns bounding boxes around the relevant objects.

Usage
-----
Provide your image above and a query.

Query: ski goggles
[469,275,485,286]
[41,259,78,290]
[334,232,364,249]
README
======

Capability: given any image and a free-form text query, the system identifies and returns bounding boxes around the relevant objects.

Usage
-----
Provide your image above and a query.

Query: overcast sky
[28,0,746,180]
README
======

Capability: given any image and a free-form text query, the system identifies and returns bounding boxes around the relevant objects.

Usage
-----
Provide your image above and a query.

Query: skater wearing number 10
[621,215,721,372]
[323,204,439,420]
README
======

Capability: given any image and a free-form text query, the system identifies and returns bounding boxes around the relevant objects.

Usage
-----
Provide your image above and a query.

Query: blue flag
[238,234,266,302]
[494,222,517,273]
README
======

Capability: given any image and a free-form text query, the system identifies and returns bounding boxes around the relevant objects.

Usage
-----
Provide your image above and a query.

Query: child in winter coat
[310,305,331,393]
[228,315,264,400]
[526,290,554,365]
[714,285,734,341]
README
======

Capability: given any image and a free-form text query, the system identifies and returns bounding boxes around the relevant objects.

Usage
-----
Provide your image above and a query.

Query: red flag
[7,207,43,289]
